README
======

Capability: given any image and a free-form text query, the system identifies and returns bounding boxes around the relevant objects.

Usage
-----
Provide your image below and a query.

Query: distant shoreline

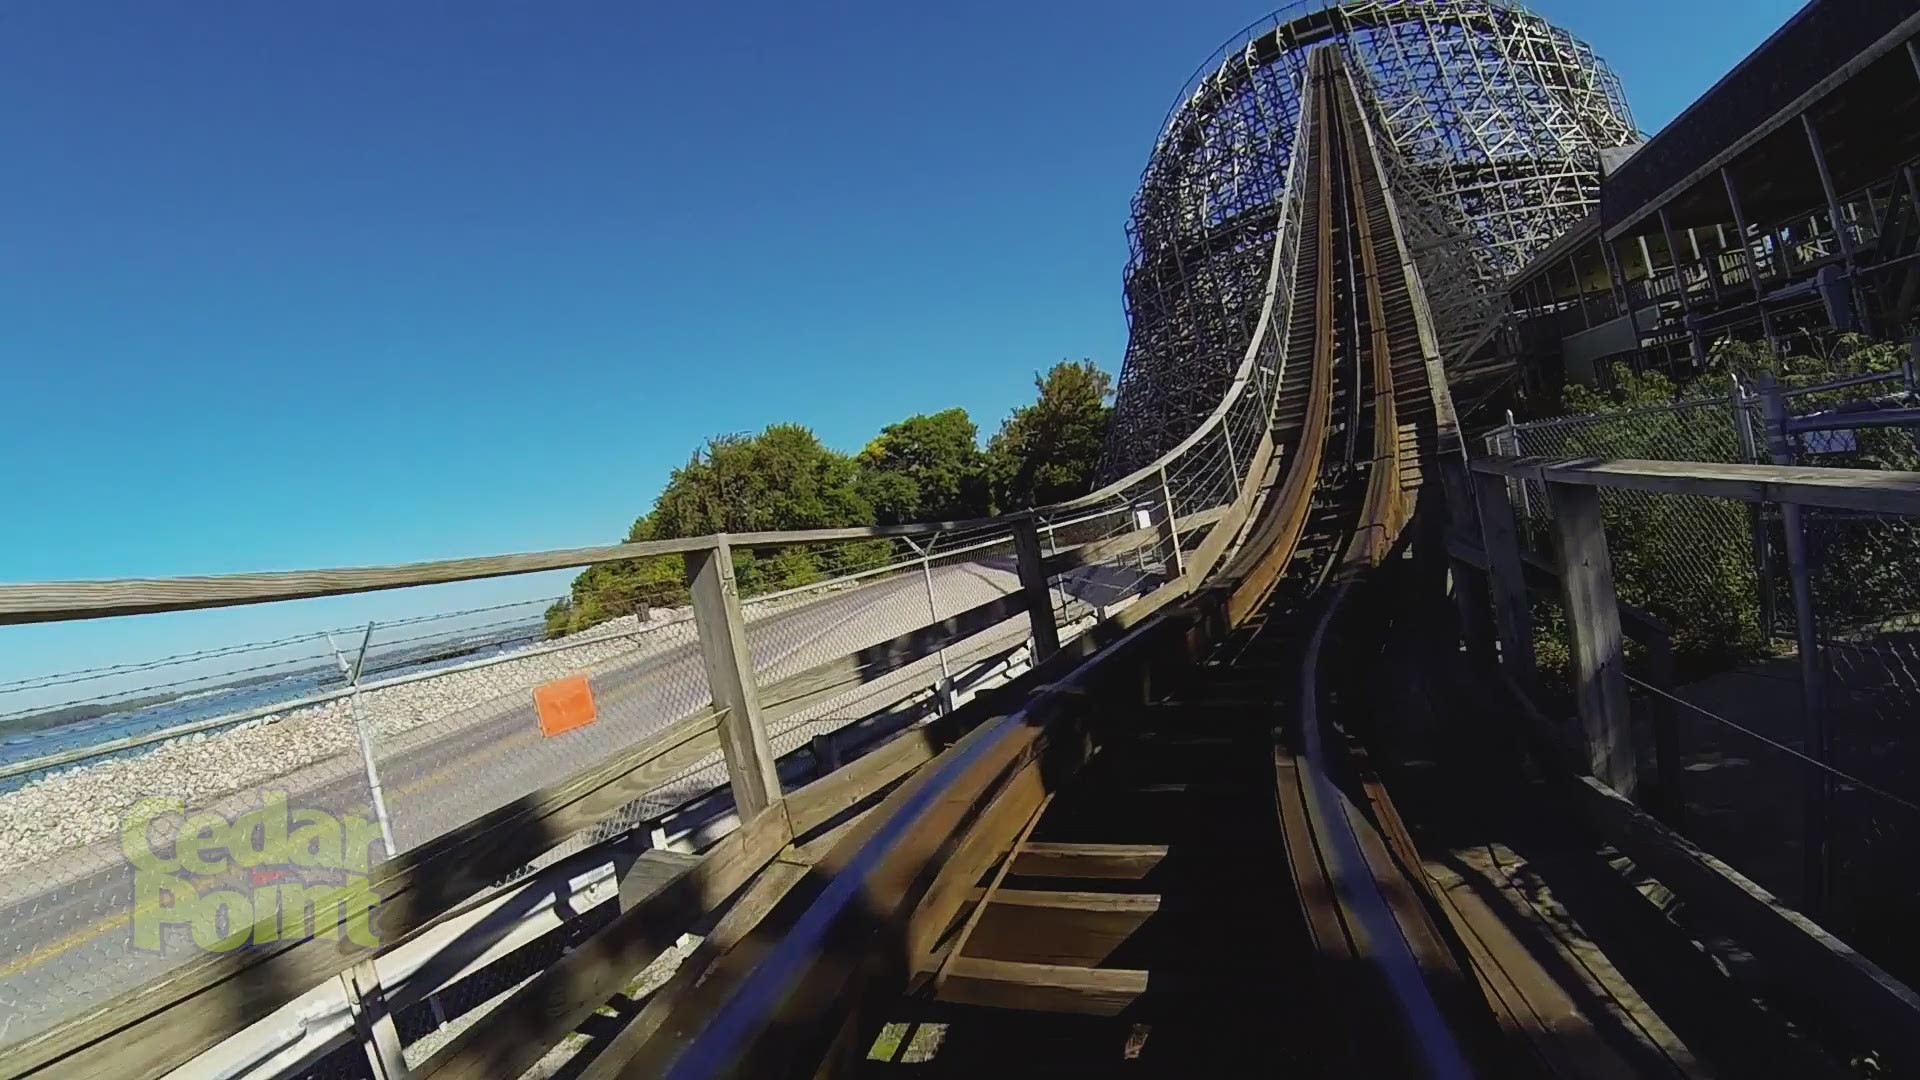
[0,627,543,761]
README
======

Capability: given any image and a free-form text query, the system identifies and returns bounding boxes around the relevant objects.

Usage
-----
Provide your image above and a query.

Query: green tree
[986,360,1113,510]
[854,408,990,525]
[546,424,883,637]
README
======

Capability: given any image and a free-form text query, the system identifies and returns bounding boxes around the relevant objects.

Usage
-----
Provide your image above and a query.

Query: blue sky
[0,0,1806,694]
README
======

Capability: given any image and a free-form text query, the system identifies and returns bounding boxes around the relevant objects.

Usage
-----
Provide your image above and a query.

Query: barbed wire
[0,595,567,697]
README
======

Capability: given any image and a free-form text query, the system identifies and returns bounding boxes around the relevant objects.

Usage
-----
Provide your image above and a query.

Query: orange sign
[533,674,598,737]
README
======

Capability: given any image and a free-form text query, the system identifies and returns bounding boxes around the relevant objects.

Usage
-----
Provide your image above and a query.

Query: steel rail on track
[1270,46,1472,1080]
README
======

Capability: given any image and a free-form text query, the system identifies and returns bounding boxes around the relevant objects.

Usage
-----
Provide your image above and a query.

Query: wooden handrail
[1470,455,1920,515]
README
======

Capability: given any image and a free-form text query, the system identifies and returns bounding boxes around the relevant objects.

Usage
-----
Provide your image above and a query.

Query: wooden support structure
[686,536,782,820]
[1721,165,1778,345]
[1011,514,1063,660]
[1546,482,1637,798]
[340,958,407,1080]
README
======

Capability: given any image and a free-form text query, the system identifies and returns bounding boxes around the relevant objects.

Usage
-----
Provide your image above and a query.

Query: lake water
[0,622,545,777]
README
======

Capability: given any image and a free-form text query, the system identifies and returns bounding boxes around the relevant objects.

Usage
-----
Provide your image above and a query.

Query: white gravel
[0,610,691,878]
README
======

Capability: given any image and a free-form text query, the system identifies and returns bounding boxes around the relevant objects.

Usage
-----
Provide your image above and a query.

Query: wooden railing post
[1011,515,1062,660]
[1473,468,1536,691]
[1547,482,1637,798]
[685,536,780,819]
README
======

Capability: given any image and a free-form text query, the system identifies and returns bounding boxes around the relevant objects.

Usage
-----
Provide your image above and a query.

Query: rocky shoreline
[0,610,689,876]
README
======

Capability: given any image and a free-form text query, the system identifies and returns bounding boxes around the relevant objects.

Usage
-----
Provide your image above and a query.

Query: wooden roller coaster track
[554,48,1706,1079]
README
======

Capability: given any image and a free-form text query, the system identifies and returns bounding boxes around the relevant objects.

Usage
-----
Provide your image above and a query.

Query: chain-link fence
[1484,366,1920,988]
[1490,391,1769,675]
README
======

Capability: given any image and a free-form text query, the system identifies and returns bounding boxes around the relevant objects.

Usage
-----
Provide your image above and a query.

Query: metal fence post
[1732,376,1778,637]
[1474,469,1536,695]
[1157,467,1186,582]
[1759,375,1830,915]
[1011,515,1062,661]
[1040,519,1070,626]
[1223,425,1243,497]
[328,623,399,860]
[1502,410,1532,524]
[1547,481,1637,798]
[906,537,954,716]
[685,536,780,820]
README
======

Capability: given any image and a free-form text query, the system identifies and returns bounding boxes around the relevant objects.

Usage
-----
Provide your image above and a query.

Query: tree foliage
[1533,333,1920,680]
[548,362,1114,637]
[855,408,990,525]
[544,425,886,636]
[986,360,1114,510]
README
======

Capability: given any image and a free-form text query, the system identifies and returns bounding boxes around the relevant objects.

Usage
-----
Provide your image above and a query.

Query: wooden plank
[1421,851,1697,1080]
[906,761,1051,976]
[1499,674,1920,1068]
[784,726,943,839]
[1218,77,1340,627]
[1008,843,1171,881]
[726,518,1006,547]
[1470,456,1920,516]
[1568,774,1920,1068]
[687,540,780,820]
[759,592,1030,720]
[928,794,1054,993]
[0,536,722,625]
[1011,516,1062,659]
[603,615,1180,1079]
[1549,483,1636,798]
[411,806,793,1080]
[933,958,1155,1017]
[961,890,1162,968]
[3,708,725,1080]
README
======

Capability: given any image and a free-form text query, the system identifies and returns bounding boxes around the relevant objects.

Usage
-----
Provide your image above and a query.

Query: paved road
[0,559,1028,1048]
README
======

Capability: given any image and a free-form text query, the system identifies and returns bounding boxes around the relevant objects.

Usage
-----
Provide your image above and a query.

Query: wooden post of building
[1547,482,1637,798]
[1658,209,1707,367]
[1722,165,1779,348]
[1802,112,1865,333]
[1474,469,1536,695]
[1011,514,1063,661]
[685,536,781,819]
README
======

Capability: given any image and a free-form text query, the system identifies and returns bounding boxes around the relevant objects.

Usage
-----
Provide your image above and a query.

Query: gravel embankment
[0,611,685,874]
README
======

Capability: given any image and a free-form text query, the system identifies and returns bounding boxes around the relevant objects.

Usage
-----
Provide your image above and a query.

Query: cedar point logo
[120,791,385,952]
